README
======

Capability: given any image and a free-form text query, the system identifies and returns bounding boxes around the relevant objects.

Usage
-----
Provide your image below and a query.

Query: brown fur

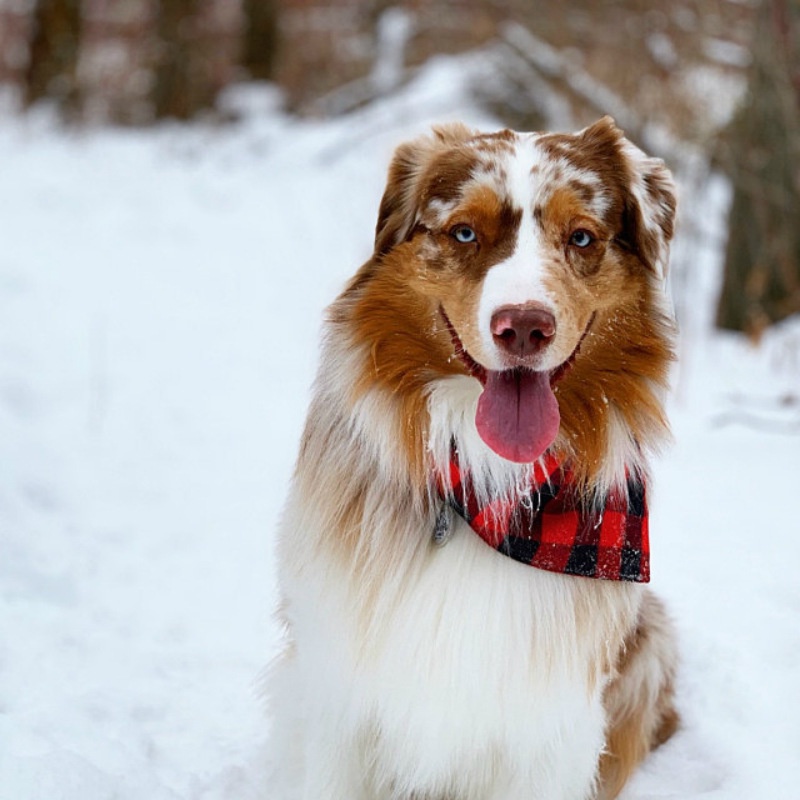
[554,290,674,488]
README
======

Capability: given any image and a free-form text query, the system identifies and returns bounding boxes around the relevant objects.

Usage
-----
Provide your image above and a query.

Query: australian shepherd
[269,117,679,800]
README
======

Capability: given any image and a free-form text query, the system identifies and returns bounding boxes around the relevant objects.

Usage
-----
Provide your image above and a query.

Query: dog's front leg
[267,651,369,800]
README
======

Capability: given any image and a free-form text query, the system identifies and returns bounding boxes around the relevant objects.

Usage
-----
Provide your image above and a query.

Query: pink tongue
[475,369,560,463]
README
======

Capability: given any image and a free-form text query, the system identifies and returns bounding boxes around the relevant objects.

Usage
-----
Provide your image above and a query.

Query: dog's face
[343,118,676,474]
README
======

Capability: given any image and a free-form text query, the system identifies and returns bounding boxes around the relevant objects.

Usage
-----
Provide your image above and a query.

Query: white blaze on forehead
[477,136,556,369]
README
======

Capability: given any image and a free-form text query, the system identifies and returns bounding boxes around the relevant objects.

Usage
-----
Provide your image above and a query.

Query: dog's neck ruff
[436,448,650,582]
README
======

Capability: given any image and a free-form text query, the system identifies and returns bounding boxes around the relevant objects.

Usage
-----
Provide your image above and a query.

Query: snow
[1,67,798,799]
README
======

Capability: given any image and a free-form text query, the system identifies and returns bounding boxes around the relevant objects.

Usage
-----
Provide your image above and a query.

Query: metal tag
[432,503,454,547]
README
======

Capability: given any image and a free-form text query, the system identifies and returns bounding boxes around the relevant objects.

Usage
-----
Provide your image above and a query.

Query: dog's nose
[491,304,556,358]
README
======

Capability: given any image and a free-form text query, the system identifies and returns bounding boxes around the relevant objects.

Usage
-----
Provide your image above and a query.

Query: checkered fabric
[438,450,650,582]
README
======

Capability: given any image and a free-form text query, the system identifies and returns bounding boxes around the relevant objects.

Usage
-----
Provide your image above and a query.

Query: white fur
[271,523,631,800]
[271,542,640,799]
[268,355,644,800]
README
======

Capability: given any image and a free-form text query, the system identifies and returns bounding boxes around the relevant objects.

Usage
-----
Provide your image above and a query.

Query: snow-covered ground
[1,67,798,799]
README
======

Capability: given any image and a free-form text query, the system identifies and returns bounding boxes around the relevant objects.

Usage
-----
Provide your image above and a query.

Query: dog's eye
[452,225,477,244]
[569,229,594,248]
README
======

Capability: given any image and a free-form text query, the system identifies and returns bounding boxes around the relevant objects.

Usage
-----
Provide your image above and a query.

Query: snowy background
[1,63,799,799]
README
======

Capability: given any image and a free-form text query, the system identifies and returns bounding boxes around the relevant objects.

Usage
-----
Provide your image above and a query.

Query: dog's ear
[374,124,474,257]
[619,138,677,280]
[581,117,677,279]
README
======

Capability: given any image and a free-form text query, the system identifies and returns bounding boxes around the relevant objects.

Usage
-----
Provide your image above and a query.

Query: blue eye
[452,225,477,244]
[570,229,594,248]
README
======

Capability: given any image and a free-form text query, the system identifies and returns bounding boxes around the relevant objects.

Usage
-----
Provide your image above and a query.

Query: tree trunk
[716,0,800,337]
[242,0,277,81]
[24,0,82,117]
[152,0,216,120]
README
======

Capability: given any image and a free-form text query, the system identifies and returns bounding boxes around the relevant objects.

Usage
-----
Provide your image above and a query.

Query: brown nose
[491,304,556,358]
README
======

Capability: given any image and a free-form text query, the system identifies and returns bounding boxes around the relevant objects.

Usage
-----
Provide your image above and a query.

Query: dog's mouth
[440,307,593,463]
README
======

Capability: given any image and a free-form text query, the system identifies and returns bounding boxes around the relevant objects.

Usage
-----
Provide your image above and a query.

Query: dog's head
[343,118,676,475]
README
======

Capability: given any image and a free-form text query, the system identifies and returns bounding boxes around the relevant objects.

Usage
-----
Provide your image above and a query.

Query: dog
[268,117,679,800]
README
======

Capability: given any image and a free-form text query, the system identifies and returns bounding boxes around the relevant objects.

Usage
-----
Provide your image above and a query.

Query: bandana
[436,449,650,582]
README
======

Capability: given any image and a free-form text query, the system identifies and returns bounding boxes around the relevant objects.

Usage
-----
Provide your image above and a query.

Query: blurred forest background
[1,0,798,338]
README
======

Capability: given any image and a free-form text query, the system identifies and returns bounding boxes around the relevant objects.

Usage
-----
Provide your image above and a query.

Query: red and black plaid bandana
[436,450,650,582]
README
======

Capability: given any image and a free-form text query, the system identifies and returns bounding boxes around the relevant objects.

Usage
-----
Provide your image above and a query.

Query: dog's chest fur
[280,500,639,800]
[274,370,641,799]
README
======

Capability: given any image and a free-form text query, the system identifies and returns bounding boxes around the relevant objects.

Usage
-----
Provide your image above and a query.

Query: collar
[435,448,650,582]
